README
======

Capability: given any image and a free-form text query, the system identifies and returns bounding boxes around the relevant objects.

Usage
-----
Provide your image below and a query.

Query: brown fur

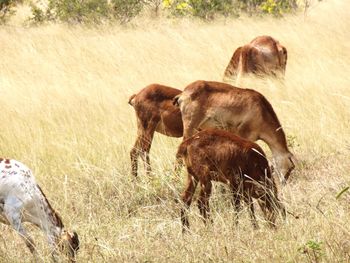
[176,80,295,183]
[223,36,287,81]
[223,46,242,79]
[129,84,183,177]
[60,230,80,262]
[36,184,64,229]
[177,129,285,231]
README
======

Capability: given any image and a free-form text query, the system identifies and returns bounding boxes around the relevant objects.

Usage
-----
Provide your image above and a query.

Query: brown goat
[176,129,285,231]
[223,36,287,82]
[129,84,183,177]
[174,80,295,184]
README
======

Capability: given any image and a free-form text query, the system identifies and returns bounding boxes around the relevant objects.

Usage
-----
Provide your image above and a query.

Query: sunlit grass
[0,0,350,262]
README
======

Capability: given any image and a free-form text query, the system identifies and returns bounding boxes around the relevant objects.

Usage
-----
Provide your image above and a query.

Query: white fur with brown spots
[0,158,79,262]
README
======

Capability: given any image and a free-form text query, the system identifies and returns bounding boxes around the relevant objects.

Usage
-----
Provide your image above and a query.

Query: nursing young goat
[176,129,285,232]
[174,80,296,184]
[0,158,79,262]
[129,84,183,177]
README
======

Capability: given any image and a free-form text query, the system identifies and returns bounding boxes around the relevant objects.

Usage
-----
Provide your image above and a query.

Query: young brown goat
[129,84,183,177]
[176,129,285,232]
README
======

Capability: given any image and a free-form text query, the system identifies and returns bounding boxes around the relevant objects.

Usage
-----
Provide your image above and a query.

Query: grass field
[1,0,350,262]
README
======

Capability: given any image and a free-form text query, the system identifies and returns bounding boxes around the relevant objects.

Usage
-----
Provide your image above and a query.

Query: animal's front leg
[3,196,36,253]
[47,235,60,262]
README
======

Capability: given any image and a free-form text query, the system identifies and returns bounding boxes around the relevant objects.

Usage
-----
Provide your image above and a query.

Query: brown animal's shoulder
[239,87,267,100]
[183,80,206,92]
[187,129,263,152]
[188,80,235,90]
[182,81,275,116]
[185,80,267,100]
[184,80,238,97]
[212,128,260,143]
[202,129,267,161]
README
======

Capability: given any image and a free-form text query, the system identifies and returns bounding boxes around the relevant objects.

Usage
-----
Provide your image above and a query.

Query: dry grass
[1,0,350,262]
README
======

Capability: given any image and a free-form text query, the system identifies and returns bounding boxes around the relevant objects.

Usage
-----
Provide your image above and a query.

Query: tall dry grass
[0,0,350,262]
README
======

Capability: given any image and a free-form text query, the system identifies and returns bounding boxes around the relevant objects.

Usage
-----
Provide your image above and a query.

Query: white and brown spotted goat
[0,158,79,262]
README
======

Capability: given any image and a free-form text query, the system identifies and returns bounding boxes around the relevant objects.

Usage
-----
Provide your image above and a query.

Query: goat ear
[128,94,136,106]
[71,231,80,251]
[288,155,298,168]
[173,94,181,106]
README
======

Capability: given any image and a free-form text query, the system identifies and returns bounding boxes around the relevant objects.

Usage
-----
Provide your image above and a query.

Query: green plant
[287,134,299,148]
[235,0,297,16]
[0,0,15,24]
[163,0,191,17]
[260,0,297,16]
[164,0,298,19]
[43,0,110,24]
[57,0,109,23]
[144,0,163,17]
[189,0,237,20]
[29,0,146,25]
[29,3,46,24]
[298,240,324,263]
[163,0,238,19]
[111,0,144,24]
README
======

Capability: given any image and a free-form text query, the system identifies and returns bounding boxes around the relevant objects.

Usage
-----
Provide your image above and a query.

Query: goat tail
[176,141,188,160]
[173,93,182,106]
[128,94,136,106]
[175,141,188,175]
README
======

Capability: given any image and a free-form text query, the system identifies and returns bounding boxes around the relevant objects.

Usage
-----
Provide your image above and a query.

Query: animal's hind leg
[244,194,259,229]
[140,119,158,176]
[3,196,36,253]
[231,192,242,226]
[130,136,142,177]
[174,155,184,177]
[131,116,158,177]
[181,171,198,232]
[197,180,213,225]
